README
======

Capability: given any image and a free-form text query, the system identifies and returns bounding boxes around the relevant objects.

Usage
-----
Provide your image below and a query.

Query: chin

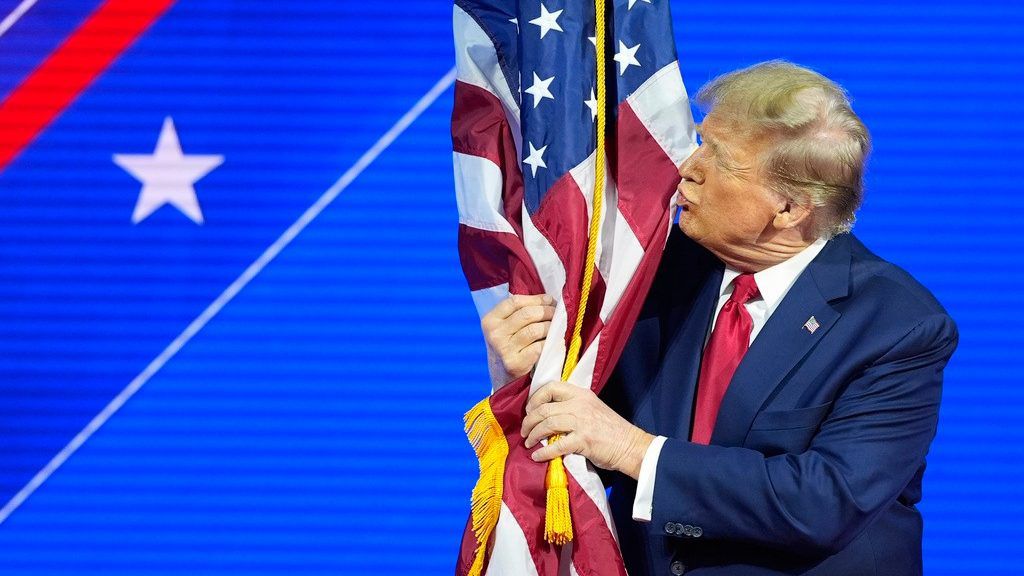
[676,213,700,239]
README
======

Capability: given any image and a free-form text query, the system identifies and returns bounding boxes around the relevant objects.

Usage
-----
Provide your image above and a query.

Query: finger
[531,432,583,462]
[503,304,555,339]
[520,402,549,439]
[525,381,575,414]
[524,413,577,448]
[510,320,551,351]
[489,294,553,322]
[506,340,544,376]
[520,340,544,363]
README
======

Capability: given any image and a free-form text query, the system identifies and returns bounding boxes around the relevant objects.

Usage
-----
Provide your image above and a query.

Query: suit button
[692,526,703,537]
[681,524,693,536]
[664,521,677,534]
[670,560,686,575]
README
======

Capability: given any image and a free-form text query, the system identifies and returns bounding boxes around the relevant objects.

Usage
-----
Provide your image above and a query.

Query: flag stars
[613,40,641,75]
[523,142,548,177]
[627,0,652,8]
[585,88,598,120]
[525,72,556,108]
[529,4,563,39]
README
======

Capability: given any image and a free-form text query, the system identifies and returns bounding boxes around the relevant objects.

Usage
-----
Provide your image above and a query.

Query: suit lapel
[638,264,722,439]
[710,234,853,446]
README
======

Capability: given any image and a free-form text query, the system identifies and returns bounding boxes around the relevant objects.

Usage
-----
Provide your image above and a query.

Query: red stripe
[452,80,526,240]
[0,0,175,173]
[614,102,681,247]
[529,172,590,353]
[568,472,628,576]
[459,225,522,292]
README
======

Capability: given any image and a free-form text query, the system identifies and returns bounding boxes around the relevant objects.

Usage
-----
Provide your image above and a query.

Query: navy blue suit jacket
[599,229,958,575]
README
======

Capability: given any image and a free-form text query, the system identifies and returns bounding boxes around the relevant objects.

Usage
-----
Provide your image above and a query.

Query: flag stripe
[0,0,176,173]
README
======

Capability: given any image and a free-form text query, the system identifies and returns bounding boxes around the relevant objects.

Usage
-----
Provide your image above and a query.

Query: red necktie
[690,273,760,445]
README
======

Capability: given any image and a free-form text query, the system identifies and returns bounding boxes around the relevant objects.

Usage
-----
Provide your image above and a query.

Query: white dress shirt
[631,237,828,522]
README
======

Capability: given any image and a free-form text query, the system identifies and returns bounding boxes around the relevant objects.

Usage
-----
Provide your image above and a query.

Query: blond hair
[696,60,871,238]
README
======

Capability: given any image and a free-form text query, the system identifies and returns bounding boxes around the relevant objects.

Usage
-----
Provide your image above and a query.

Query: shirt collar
[720,237,829,312]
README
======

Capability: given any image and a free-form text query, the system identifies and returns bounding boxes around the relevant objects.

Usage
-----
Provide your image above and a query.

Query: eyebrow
[697,125,749,174]
[695,124,722,155]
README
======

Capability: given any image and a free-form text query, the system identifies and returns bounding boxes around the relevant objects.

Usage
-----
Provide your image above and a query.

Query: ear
[772,199,813,231]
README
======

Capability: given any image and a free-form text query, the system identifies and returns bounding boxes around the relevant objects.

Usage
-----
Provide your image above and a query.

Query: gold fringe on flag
[463,397,509,576]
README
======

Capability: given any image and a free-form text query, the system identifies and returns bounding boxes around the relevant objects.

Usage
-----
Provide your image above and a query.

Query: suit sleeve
[648,313,958,556]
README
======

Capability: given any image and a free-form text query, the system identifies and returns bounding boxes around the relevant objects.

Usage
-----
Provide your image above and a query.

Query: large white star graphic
[113,117,223,225]
[529,4,563,39]
[523,142,548,177]
[614,40,642,75]
[525,72,556,108]
[628,0,652,9]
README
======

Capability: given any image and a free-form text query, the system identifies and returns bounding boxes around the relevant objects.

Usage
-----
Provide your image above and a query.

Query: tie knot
[730,273,759,304]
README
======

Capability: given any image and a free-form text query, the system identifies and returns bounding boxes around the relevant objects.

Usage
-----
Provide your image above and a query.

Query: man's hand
[522,381,654,480]
[481,294,555,382]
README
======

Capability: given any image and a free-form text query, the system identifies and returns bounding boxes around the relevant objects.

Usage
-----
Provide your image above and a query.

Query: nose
[677,146,705,186]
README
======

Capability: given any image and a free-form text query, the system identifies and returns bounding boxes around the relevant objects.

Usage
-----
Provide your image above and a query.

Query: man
[483,60,957,575]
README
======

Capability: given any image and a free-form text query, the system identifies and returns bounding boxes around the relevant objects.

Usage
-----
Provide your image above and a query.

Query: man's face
[675,110,783,266]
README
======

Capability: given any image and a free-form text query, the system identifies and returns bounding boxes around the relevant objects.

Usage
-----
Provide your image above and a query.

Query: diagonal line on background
[0,66,458,525]
[0,0,38,38]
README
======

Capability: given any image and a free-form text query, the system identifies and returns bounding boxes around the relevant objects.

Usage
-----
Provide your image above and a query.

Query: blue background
[0,0,1020,573]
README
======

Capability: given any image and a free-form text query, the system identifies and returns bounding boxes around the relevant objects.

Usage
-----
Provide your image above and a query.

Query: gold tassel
[464,397,509,576]
[543,434,573,545]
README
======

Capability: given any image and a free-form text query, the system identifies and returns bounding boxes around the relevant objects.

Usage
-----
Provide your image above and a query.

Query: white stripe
[0,67,458,525]
[454,152,516,234]
[521,199,569,395]
[597,206,645,323]
[485,502,541,576]
[453,4,522,161]
[626,60,699,166]
[0,0,37,39]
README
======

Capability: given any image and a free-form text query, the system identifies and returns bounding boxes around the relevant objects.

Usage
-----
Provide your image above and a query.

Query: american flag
[452,0,696,573]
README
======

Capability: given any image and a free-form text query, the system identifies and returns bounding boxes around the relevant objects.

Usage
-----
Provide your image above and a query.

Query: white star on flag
[588,35,597,47]
[113,117,224,225]
[584,88,598,120]
[523,142,548,177]
[613,40,641,75]
[525,72,555,108]
[627,0,652,9]
[529,4,563,39]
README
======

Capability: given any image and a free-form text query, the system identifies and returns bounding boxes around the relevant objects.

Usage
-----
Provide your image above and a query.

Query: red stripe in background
[0,0,176,173]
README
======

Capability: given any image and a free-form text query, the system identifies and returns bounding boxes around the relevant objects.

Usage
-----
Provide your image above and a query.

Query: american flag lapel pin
[803,316,820,334]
